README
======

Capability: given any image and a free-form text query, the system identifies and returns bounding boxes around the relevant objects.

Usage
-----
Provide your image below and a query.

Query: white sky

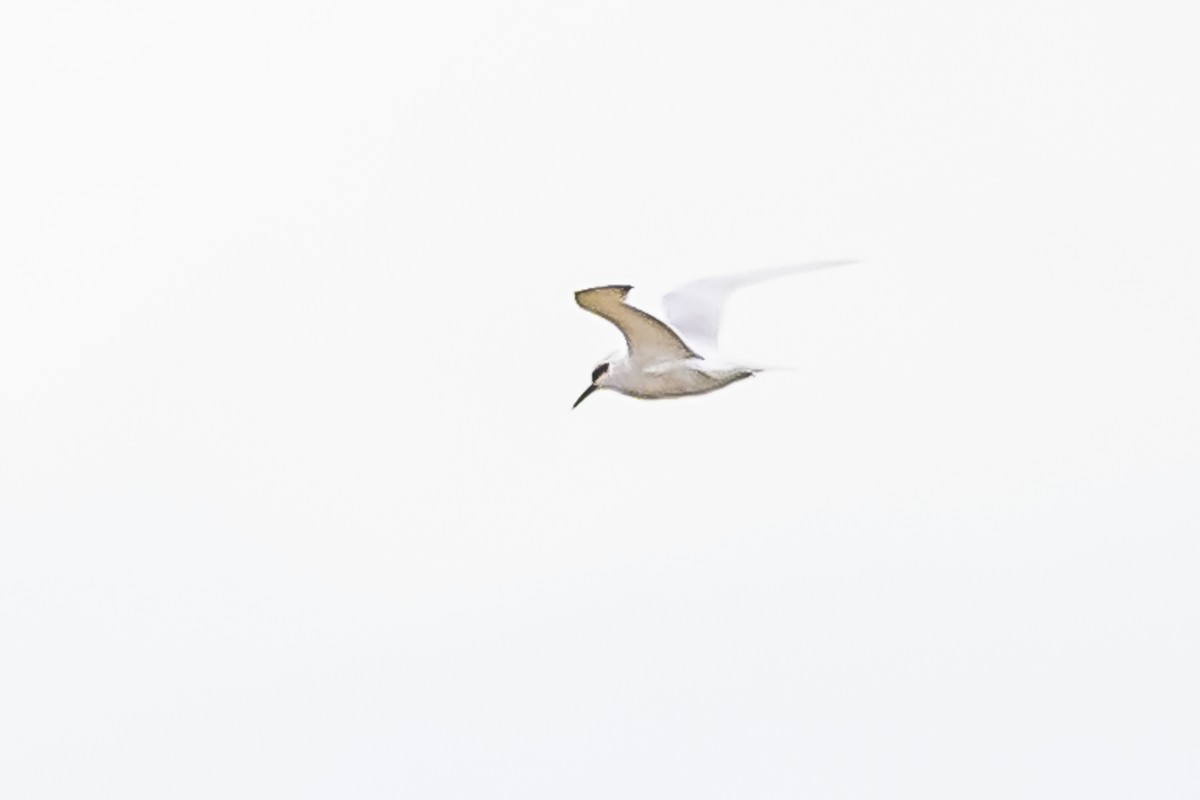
[2,2,1198,797]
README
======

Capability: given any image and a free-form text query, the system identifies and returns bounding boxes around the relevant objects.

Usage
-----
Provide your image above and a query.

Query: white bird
[572,260,851,408]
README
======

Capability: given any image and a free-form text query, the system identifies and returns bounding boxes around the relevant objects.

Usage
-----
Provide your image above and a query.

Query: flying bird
[572,260,850,408]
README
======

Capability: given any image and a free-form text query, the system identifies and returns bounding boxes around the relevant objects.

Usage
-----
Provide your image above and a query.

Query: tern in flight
[572,260,850,408]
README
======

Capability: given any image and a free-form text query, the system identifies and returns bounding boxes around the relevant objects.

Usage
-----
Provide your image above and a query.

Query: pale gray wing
[661,260,853,352]
[575,285,699,361]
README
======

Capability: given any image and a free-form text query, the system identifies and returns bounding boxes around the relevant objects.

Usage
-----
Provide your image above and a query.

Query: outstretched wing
[661,260,853,353]
[575,285,699,362]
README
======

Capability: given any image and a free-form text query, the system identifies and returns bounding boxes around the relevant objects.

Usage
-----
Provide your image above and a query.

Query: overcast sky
[3,2,1198,798]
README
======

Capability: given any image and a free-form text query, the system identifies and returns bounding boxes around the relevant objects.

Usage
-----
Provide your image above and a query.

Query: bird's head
[572,360,611,409]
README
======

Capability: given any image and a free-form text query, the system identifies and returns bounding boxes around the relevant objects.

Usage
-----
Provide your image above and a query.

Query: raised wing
[661,260,852,353]
[575,285,699,362]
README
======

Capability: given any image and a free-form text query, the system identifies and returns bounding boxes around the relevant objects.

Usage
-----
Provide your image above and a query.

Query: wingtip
[575,284,633,304]
[576,284,633,294]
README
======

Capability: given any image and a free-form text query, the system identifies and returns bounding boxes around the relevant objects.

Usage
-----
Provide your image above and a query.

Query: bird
[572,260,851,408]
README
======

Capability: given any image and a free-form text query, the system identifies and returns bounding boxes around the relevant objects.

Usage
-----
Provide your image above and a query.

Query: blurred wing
[661,260,853,352]
[575,285,698,361]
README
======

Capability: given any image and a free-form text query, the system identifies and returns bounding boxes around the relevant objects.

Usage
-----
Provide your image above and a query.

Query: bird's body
[572,260,849,407]
[603,354,756,400]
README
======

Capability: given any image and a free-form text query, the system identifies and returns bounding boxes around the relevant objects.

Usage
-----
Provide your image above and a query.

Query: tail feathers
[741,361,800,374]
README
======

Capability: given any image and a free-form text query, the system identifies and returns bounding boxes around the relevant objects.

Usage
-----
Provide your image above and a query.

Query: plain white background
[2,2,1198,797]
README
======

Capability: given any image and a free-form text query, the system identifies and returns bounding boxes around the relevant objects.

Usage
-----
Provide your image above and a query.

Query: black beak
[572,384,598,409]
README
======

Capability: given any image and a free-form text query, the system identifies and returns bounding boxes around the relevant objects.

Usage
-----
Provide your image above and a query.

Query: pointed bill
[572,383,598,409]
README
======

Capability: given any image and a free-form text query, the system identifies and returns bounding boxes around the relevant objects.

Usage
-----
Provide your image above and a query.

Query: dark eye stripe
[591,363,609,382]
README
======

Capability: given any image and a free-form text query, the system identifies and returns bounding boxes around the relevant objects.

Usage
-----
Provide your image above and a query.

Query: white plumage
[572,260,850,407]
